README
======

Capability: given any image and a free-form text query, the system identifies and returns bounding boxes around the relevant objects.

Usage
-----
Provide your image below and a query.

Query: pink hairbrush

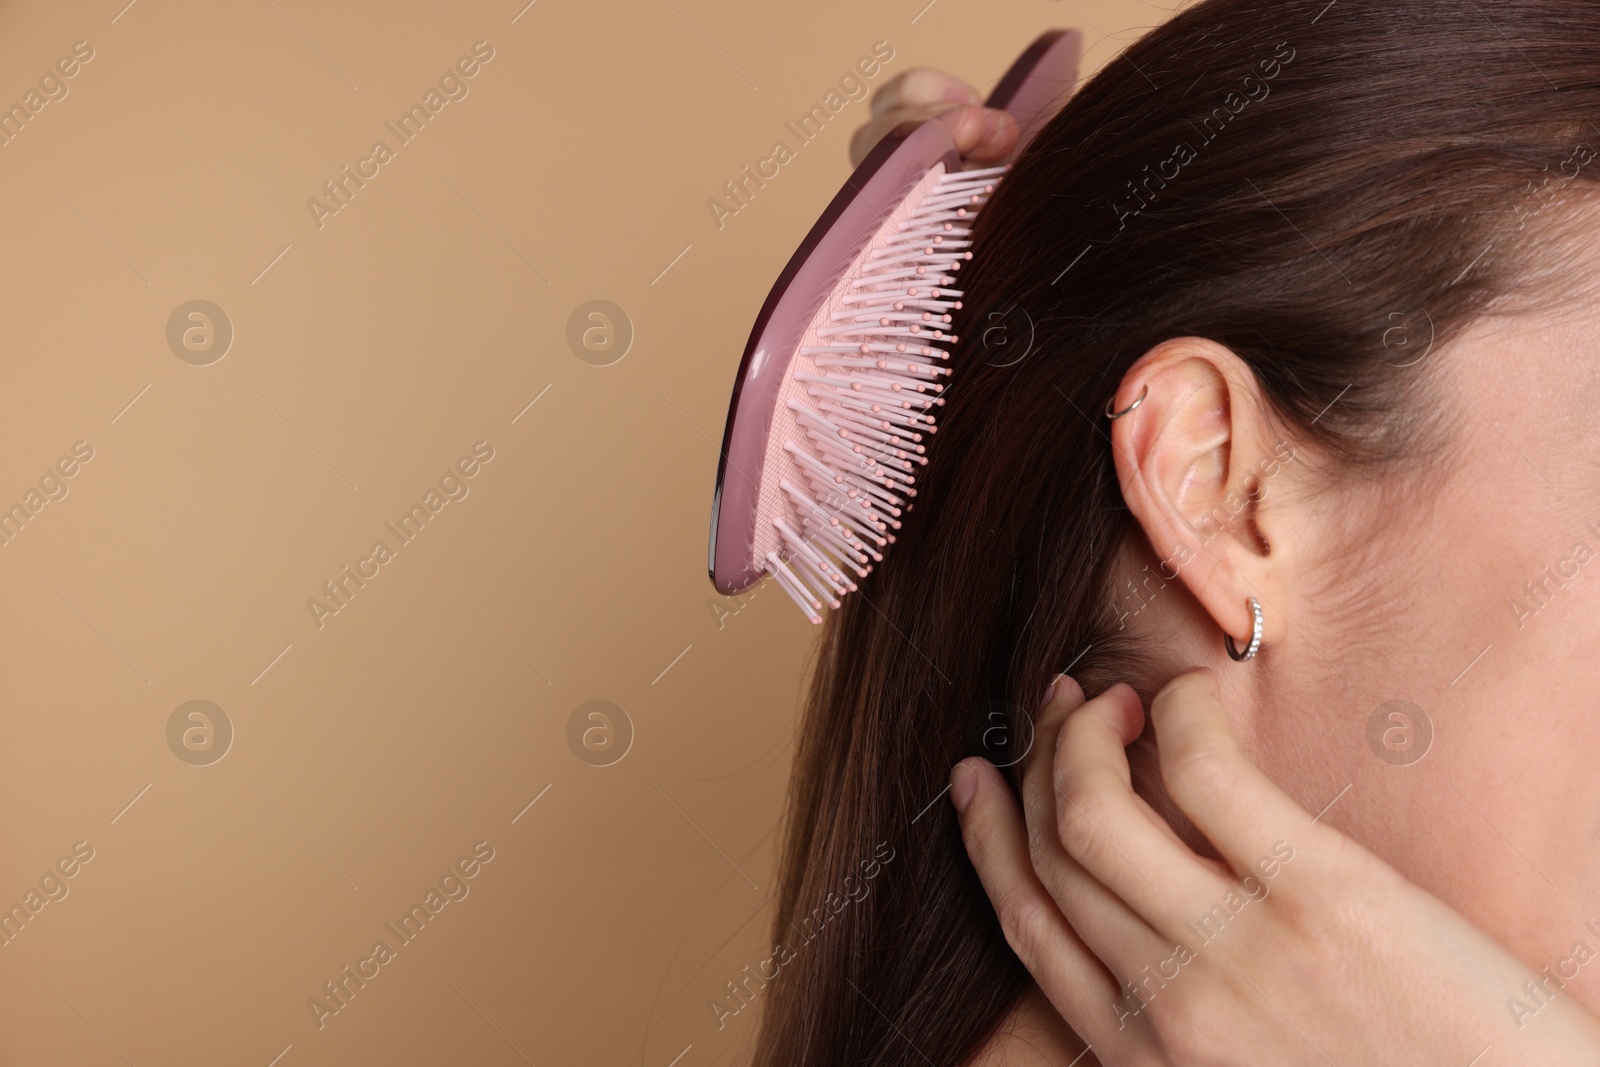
[708,31,1084,623]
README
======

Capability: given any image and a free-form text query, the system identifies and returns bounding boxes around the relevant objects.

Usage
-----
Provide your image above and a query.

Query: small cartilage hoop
[1224,596,1263,662]
[1105,384,1149,419]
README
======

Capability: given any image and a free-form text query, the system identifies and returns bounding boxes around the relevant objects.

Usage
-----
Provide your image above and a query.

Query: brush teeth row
[763,164,1007,623]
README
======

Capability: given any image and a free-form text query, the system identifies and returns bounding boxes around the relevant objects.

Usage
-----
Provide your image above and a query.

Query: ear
[1106,337,1296,652]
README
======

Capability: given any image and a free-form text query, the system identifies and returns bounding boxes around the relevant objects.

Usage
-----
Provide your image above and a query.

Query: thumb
[934,104,1019,161]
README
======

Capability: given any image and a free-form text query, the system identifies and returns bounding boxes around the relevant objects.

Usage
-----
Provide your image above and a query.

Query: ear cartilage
[708,31,1085,623]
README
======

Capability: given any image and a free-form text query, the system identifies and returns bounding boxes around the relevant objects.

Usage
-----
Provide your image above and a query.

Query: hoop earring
[1224,597,1263,662]
[1105,384,1148,419]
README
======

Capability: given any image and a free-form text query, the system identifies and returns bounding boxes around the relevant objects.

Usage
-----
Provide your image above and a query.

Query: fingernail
[942,82,979,104]
[950,761,978,814]
[1038,673,1066,712]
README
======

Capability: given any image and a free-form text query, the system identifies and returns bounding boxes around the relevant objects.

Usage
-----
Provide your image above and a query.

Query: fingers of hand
[1127,784,1232,881]
[950,756,1120,1026]
[932,104,1018,160]
[1151,667,1318,877]
[849,102,945,166]
[870,67,979,117]
[850,96,1017,166]
[1020,673,1087,811]
[1015,681,1175,977]
[1039,681,1231,943]
[851,73,1011,167]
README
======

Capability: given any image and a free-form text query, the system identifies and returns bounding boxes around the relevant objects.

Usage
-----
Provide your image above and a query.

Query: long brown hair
[751,1,1600,1062]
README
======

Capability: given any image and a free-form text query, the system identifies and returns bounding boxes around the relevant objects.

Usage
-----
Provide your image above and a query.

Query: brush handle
[983,29,1085,164]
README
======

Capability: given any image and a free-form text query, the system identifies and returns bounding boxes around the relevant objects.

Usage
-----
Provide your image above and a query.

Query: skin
[848,68,1019,167]
[860,68,1600,1063]
[956,670,1600,1064]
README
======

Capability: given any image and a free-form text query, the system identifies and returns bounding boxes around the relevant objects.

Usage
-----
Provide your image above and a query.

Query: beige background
[0,0,1177,1063]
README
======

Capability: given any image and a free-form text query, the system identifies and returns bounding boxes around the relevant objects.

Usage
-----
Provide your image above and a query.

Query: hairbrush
[708,30,1084,623]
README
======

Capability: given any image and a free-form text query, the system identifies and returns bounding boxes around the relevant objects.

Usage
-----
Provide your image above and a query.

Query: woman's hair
[749,1,1600,1063]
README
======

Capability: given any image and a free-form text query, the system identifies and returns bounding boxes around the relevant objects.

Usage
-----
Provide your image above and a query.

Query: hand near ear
[950,669,1600,1066]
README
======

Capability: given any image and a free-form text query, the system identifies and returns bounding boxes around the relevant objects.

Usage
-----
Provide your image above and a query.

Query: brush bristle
[763,164,1007,624]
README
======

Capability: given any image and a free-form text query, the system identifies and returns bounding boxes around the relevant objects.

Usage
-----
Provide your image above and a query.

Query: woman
[748,0,1600,1063]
